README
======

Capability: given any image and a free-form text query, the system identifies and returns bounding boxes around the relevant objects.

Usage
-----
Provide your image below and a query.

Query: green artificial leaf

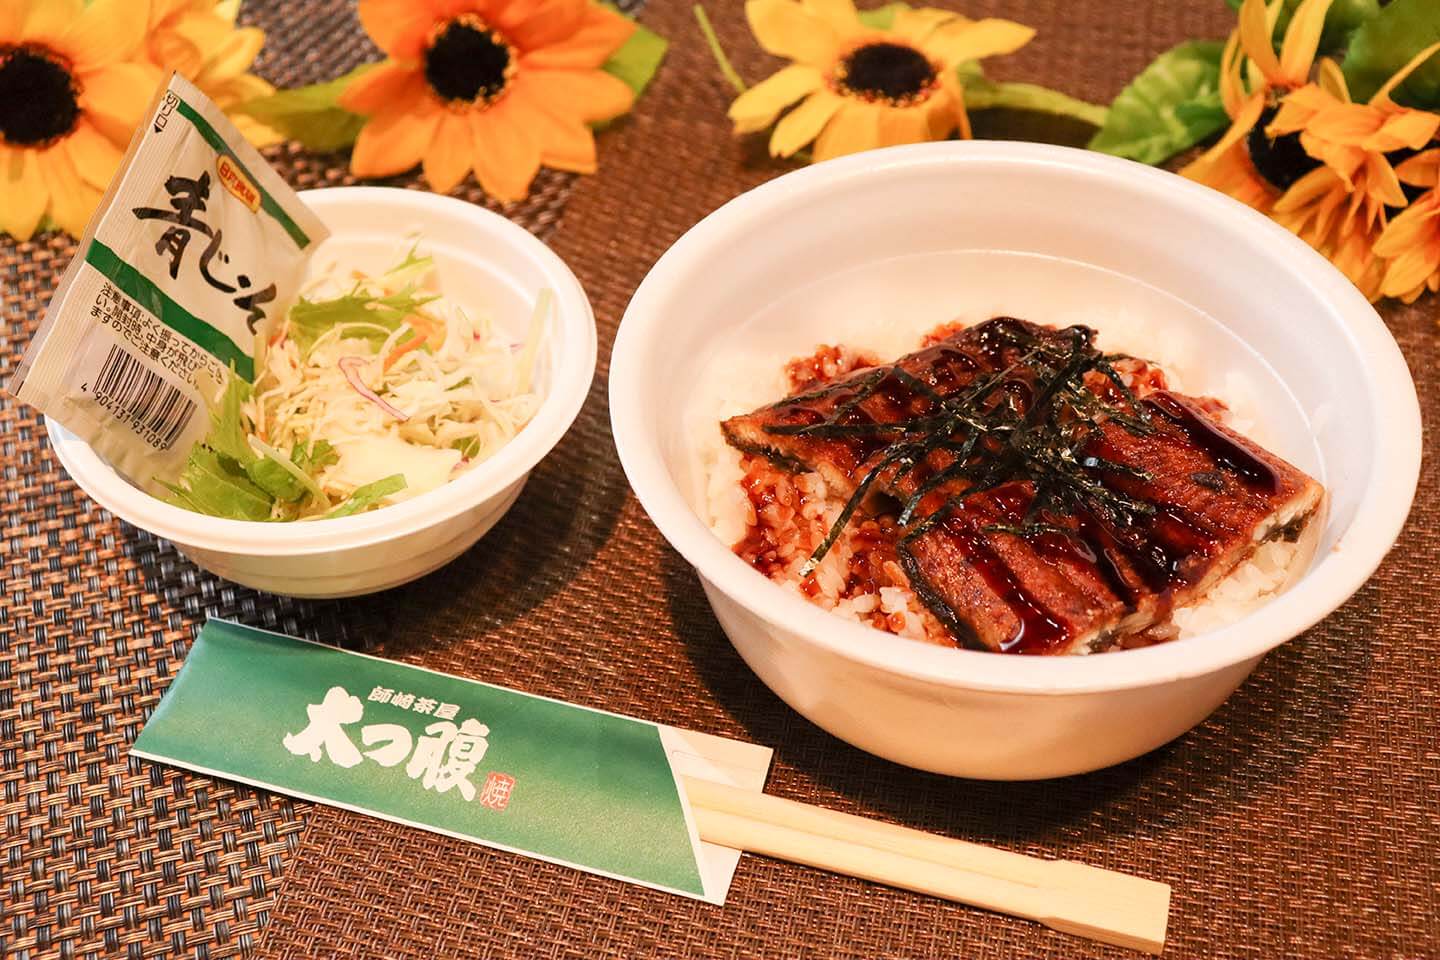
[1225,0,1378,54]
[1087,41,1229,165]
[963,77,1109,127]
[233,65,375,152]
[602,20,668,97]
[325,474,408,519]
[161,448,273,521]
[287,284,438,355]
[1342,0,1440,107]
[856,2,907,29]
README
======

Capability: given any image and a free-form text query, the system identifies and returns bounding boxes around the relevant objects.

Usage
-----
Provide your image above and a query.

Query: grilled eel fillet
[722,318,1323,654]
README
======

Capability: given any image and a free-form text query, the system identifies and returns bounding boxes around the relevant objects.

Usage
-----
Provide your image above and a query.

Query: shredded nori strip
[767,323,1161,574]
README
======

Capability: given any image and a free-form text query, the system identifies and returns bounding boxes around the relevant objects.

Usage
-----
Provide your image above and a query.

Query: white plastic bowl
[610,141,1421,779]
[48,187,595,598]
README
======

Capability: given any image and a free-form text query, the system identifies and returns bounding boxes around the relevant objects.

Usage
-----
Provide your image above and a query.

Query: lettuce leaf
[1087,41,1228,165]
[324,474,408,518]
[1342,0,1440,107]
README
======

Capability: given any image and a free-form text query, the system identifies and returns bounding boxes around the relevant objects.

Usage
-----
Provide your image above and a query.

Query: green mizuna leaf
[206,372,257,467]
[1087,41,1228,165]
[233,65,375,152]
[161,448,273,521]
[601,20,668,97]
[325,474,408,519]
[287,284,438,355]
[1342,0,1440,107]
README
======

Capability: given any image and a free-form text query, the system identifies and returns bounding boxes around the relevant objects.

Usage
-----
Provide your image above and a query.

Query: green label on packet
[133,620,758,902]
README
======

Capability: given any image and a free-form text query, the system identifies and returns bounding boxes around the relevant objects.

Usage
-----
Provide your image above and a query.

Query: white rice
[690,313,1315,649]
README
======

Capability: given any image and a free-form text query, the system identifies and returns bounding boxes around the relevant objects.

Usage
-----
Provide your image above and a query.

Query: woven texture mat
[3,1,1438,957]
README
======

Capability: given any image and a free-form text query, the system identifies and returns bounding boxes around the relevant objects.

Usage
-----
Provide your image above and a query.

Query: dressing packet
[8,73,326,492]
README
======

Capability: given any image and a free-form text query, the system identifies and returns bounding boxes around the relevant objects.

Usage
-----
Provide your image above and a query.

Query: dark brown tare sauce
[1146,392,1279,492]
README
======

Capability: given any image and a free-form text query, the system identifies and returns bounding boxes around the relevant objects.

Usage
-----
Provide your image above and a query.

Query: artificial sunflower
[1374,148,1440,302]
[340,0,636,201]
[1181,0,1336,212]
[727,0,1033,161]
[146,0,281,147]
[1263,42,1440,299]
[0,0,162,240]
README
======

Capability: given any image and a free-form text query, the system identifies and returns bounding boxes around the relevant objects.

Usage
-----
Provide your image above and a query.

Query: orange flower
[0,0,163,239]
[1374,149,1440,303]
[1266,41,1440,300]
[341,0,636,201]
[1181,0,1335,212]
[146,0,281,147]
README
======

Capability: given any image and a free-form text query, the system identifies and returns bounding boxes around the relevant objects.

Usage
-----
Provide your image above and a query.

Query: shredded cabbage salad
[161,244,547,521]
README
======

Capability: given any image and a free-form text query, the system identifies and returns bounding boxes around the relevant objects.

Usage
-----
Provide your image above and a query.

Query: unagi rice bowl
[687,307,1322,655]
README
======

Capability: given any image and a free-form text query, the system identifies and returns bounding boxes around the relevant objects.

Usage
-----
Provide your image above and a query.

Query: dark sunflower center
[424,17,513,104]
[1246,102,1320,192]
[835,42,936,104]
[0,45,80,146]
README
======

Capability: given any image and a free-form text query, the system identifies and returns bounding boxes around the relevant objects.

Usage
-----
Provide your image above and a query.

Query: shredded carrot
[383,315,437,371]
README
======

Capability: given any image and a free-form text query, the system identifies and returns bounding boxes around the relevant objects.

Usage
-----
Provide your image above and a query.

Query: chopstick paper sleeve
[131,619,774,904]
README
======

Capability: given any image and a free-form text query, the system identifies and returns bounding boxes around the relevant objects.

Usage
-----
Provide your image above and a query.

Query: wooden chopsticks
[683,777,1170,955]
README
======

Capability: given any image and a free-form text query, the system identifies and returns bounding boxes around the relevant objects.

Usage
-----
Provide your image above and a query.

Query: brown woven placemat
[3,1,1438,958]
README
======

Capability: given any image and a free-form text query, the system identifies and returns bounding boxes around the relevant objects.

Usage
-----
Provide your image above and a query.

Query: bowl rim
[609,140,1422,696]
[47,186,597,554]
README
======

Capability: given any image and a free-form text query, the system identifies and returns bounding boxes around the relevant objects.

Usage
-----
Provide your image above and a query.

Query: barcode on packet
[92,344,198,450]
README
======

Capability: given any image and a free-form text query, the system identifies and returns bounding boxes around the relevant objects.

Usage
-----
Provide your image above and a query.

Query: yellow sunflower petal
[874,102,932,147]
[1267,84,1332,135]
[1219,29,1247,117]
[193,26,266,86]
[1237,0,1281,81]
[22,0,82,45]
[338,61,425,116]
[522,68,633,124]
[468,98,542,202]
[745,0,837,68]
[518,3,634,70]
[1374,193,1440,257]
[0,1,26,39]
[802,0,860,36]
[939,71,970,138]
[350,101,442,178]
[1365,152,1407,208]
[1364,110,1440,153]
[58,0,148,69]
[358,0,437,60]
[1396,149,1440,189]
[1380,242,1440,298]
[1370,40,1440,107]
[1273,165,1339,213]
[37,144,101,239]
[892,7,960,45]
[78,62,164,143]
[728,65,823,134]
[499,0,589,53]
[812,101,880,162]
[0,148,48,241]
[421,112,472,193]
[923,18,1034,68]
[1194,92,1266,167]
[769,89,843,157]
[505,79,596,173]
[65,120,122,191]
[1278,0,1333,85]
[1317,57,1350,102]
